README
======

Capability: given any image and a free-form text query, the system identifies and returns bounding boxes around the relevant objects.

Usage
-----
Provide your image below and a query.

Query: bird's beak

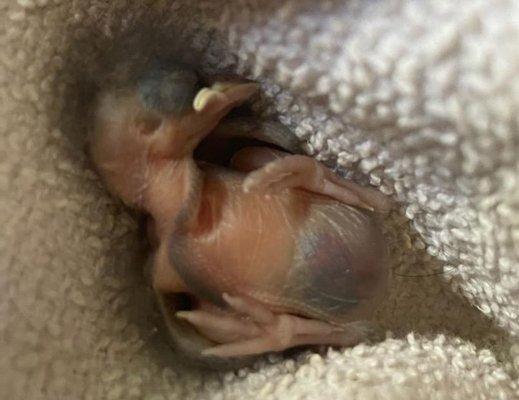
[192,81,259,115]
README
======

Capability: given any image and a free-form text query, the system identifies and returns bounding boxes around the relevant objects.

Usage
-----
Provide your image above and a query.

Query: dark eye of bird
[135,114,162,135]
[138,60,199,116]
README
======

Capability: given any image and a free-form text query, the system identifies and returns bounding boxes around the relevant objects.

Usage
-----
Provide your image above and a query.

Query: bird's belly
[169,180,302,306]
[281,202,388,323]
[169,180,388,323]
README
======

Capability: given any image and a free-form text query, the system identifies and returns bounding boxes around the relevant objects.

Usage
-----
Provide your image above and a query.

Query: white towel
[1,0,518,398]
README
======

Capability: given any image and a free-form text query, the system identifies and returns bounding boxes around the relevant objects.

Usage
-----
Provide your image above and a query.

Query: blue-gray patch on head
[138,60,199,116]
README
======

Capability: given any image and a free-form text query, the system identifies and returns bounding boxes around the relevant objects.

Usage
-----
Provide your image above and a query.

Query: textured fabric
[1,0,518,399]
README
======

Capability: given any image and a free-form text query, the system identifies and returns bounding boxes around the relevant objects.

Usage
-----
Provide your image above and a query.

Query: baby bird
[89,61,391,362]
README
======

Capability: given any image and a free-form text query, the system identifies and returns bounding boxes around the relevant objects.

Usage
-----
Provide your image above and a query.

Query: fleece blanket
[1,0,518,398]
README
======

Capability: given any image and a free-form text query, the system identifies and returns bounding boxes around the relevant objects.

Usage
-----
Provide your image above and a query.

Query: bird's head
[89,61,258,207]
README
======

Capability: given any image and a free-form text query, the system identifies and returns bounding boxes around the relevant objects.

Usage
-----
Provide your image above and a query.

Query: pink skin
[178,293,373,357]
[90,80,390,358]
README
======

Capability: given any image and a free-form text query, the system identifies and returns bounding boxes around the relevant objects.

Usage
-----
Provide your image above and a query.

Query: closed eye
[135,113,162,135]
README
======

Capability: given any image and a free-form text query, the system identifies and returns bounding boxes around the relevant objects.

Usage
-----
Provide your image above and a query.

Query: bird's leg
[177,293,376,358]
[176,303,262,345]
[236,148,391,213]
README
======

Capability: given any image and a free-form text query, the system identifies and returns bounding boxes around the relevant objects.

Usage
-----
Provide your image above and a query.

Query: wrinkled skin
[89,69,391,360]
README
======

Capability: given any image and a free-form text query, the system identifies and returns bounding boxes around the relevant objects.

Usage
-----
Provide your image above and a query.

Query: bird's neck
[143,157,202,233]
